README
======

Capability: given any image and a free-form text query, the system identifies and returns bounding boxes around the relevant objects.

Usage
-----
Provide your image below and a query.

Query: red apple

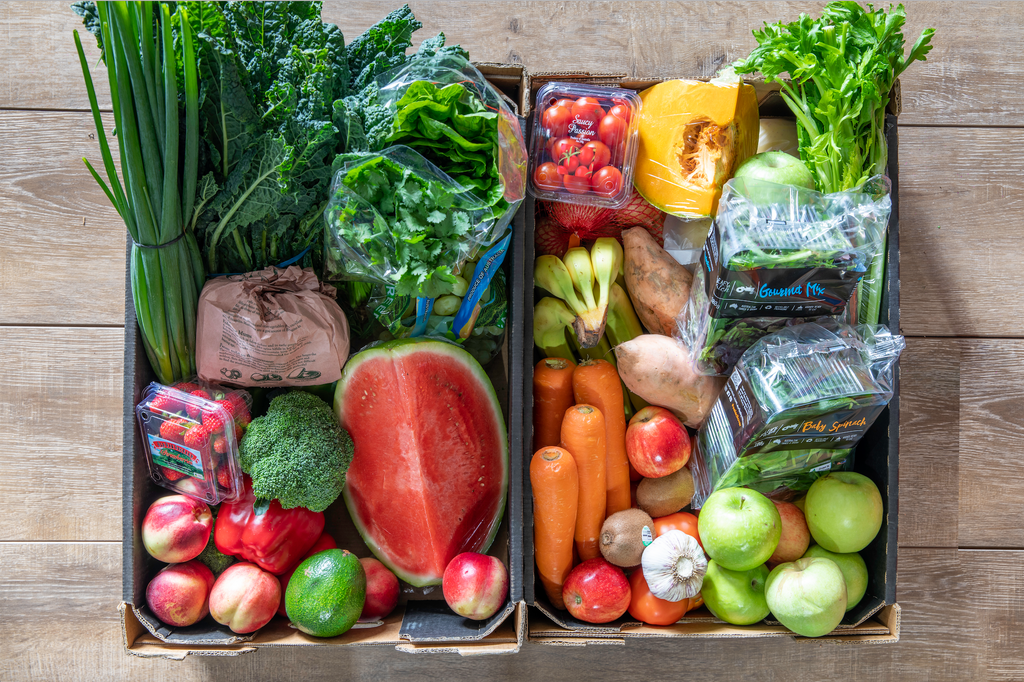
[360,557,400,621]
[769,501,811,566]
[442,553,508,620]
[209,562,281,633]
[276,532,338,617]
[141,495,213,563]
[562,558,631,623]
[626,407,692,478]
[146,560,215,627]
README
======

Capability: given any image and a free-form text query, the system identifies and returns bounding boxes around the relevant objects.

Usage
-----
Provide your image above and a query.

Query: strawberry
[226,392,248,414]
[217,467,234,489]
[213,436,227,455]
[235,423,246,442]
[148,391,184,416]
[183,423,212,449]
[158,417,191,442]
[159,466,186,482]
[173,382,201,394]
[202,407,227,434]
[186,389,212,419]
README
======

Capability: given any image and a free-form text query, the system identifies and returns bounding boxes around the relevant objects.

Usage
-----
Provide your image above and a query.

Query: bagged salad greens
[690,321,903,507]
[677,176,891,376]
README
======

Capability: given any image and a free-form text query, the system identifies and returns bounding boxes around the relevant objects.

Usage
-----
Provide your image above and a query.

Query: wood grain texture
[898,339,959,548]
[1,544,1005,681]
[2,2,1021,126]
[0,327,123,542]
[959,340,1024,548]
[0,111,126,325]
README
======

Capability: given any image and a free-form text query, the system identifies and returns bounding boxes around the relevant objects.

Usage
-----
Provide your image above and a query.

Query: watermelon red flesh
[336,340,508,587]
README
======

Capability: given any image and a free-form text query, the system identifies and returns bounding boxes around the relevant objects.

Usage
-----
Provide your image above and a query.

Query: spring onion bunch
[74,2,204,383]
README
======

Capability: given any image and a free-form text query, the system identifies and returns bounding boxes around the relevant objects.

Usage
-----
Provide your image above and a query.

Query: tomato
[542,104,573,139]
[652,512,702,548]
[609,104,632,124]
[563,172,592,195]
[533,162,562,192]
[591,166,624,198]
[554,98,576,110]
[579,141,611,171]
[575,165,593,182]
[599,113,629,149]
[627,568,689,626]
[551,137,582,174]
[571,96,606,121]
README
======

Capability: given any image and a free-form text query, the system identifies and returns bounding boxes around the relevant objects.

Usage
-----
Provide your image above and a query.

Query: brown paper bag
[196,266,350,387]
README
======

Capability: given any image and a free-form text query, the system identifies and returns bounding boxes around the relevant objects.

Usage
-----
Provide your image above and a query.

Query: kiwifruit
[600,508,655,567]
[637,466,694,518]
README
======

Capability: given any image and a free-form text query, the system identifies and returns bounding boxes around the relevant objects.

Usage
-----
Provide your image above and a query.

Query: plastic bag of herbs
[677,176,891,376]
[689,320,904,508]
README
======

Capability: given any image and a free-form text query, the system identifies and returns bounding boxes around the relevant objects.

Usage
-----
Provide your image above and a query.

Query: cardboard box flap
[122,603,256,659]
[132,603,255,645]
[399,600,517,643]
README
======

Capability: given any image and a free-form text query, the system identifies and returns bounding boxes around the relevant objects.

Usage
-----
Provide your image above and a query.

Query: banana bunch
[535,238,625,348]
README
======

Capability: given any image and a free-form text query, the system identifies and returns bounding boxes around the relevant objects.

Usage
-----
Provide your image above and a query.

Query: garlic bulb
[641,530,707,602]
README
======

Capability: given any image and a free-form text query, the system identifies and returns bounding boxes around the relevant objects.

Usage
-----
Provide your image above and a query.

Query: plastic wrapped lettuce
[690,321,903,507]
[677,176,891,376]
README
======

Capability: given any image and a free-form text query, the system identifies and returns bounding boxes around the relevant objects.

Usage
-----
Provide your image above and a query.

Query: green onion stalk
[75,2,204,383]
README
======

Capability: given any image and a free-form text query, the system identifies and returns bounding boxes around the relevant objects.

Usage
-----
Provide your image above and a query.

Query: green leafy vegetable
[326,152,486,299]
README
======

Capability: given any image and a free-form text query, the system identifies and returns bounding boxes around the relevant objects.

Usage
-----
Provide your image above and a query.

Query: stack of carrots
[530,356,632,609]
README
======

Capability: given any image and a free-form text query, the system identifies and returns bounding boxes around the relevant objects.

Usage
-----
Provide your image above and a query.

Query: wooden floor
[2,2,1022,679]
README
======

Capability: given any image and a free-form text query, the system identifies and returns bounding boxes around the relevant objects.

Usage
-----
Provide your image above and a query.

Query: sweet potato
[622,227,693,336]
[614,334,725,428]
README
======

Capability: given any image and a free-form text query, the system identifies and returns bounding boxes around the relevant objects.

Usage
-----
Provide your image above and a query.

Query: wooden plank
[959,340,1024,548]
[899,339,960,548]
[2,2,1020,127]
[899,126,1024,338]
[0,544,996,680]
[0,327,123,542]
[0,110,125,326]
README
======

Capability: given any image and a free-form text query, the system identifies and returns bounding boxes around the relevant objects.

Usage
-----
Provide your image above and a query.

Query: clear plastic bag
[689,321,903,506]
[677,175,892,375]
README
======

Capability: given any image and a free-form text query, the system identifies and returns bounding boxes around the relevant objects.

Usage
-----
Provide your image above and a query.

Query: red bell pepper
[215,476,325,575]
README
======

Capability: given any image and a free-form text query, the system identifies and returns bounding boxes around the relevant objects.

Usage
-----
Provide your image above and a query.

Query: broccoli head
[238,391,354,513]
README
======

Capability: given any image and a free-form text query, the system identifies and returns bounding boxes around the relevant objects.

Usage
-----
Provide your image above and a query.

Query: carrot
[560,404,606,561]
[530,447,579,610]
[572,359,631,517]
[532,357,577,451]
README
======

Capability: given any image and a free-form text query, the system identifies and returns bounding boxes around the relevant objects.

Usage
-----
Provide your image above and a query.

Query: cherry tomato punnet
[591,165,624,198]
[653,512,702,548]
[627,568,689,626]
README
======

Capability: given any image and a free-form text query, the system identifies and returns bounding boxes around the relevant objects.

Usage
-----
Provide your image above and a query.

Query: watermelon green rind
[335,337,508,587]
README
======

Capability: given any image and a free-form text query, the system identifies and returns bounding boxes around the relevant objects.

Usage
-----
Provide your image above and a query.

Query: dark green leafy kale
[345,4,422,92]
[239,391,354,513]
[70,2,103,58]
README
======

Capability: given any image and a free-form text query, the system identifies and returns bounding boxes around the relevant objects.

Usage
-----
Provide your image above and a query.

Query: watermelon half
[334,338,508,587]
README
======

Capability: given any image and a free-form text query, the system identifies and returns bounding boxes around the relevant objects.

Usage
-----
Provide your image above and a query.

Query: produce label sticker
[148,433,204,480]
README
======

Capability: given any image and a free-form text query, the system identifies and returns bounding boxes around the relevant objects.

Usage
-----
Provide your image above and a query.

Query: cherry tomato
[551,137,582,173]
[563,172,592,195]
[627,568,689,626]
[579,141,611,171]
[533,162,562,192]
[554,98,576,110]
[542,104,573,139]
[599,113,629,149]
[575,165,593,182]
[608,104,633,124]
[591,165,624,198]
[572,97,606,121]
[653,512,702,549]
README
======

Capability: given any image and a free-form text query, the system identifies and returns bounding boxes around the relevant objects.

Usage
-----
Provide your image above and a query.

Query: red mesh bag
[536,191,665,257]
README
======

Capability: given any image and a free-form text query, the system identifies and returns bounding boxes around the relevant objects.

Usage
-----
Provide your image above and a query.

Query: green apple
[803,545,868,611]
[804,472,883,553]
[698,488,781,571]
[701,561,770,625]
[734,151,815,189]
[766,557,847,637]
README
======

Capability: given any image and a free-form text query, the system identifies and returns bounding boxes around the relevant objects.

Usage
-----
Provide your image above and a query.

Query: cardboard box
[522,72,901,643]
[121,65,531,658]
